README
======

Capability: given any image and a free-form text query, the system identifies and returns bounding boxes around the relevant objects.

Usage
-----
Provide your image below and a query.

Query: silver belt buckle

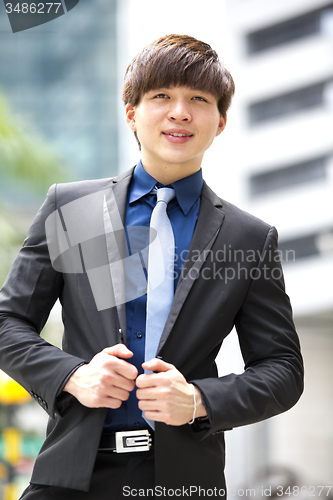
[114,430,152,453]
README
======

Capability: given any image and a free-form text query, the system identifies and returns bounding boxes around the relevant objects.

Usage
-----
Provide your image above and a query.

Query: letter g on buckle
[115,430,152,453]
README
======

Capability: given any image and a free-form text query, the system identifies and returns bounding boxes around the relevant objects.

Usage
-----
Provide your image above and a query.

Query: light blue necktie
[144,187,176,429]
[145,187,176,363]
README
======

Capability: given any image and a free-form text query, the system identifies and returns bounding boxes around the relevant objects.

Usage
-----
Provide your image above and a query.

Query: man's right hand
[64,344,138,409]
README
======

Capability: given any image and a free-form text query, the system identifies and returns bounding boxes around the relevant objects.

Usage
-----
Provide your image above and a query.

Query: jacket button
[136,331,143,338]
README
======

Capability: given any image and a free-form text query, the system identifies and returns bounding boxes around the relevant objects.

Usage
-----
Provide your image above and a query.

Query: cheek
[201,128,218,147]
[149,110,163,125]
[206,119,222,140]
[135,116,150,136]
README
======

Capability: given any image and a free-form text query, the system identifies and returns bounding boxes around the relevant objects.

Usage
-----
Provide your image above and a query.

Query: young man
[0,35,303,499]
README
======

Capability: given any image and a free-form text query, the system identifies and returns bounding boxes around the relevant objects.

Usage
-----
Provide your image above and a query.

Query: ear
[125,104,137,131]
[215,115,227,137]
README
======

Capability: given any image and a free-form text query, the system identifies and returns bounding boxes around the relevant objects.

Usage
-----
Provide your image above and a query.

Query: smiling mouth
[162,132,193,137]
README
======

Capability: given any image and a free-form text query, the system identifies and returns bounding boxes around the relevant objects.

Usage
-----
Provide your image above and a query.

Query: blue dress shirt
[103,160,203,431]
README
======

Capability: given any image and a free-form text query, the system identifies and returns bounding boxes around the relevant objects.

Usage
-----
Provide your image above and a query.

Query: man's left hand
[136,359,207,426]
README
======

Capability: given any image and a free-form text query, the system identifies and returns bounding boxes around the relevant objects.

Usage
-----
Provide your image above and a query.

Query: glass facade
[0,0,119,195]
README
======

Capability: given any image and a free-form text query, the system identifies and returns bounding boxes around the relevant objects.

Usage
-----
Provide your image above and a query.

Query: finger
[114,360,138,381]
[97,395,124,410]
[102,383,132,402]
[99,363,138,391]
[106,398,123,410]
[136,386,159,400]
[136,372,161,389]
[138,399,159,411]
[82,384,131,409]
[141,410,165,423]
[104,372,136,393]
[103,344,134,359]
[142,358,175,373]
[103,354,138,381]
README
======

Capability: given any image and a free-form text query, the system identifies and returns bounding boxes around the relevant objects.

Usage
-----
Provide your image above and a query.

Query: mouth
[162,129,193,138]
[162,129,194,143]
[163,132,192,137]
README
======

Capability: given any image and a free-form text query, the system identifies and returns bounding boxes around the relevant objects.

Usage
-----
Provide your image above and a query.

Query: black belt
[99,430,153,453]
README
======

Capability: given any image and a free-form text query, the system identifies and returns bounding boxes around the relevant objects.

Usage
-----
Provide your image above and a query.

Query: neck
[141,160,201,185]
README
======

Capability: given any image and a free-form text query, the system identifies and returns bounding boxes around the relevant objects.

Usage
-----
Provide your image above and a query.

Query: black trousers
[19,449,155,500]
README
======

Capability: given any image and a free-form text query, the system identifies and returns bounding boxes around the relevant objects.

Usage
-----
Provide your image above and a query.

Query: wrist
[188,384,207,424]
[63,364,87,396]
[193,386,207,418]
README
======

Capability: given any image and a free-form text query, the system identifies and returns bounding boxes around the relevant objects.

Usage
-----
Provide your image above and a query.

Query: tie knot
[156,187,175,205]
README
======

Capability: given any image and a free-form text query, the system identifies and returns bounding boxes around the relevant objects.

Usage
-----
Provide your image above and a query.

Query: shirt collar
[129,160,203,215]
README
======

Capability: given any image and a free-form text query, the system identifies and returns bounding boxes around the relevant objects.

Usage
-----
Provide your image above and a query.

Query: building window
[279,229,333,263]
[279,234,318,262]
[249,156,329,197]
[248,81,329,124]
[247,4,333,55]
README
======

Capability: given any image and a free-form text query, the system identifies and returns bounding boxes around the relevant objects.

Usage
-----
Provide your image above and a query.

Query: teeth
[169,133,188,137]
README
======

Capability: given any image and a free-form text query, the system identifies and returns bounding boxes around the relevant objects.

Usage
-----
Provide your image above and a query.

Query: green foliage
[0,209,24,287]
[0,91,68,193]
[0,90,68,285]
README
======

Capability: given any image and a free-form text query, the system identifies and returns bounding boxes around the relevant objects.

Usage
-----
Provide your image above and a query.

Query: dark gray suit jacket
[0,167,303,493]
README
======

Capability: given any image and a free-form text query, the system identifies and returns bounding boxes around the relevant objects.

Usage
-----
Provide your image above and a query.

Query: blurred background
[0,0,332,498]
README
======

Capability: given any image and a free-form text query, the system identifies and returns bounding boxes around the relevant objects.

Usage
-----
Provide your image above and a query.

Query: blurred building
[1,0,332,495]
[220,0,333,489]
[0,0,119,187]
[0,1,120,495]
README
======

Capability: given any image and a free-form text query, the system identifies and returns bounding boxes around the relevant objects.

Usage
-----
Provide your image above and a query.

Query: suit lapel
[179,183,224,284]
[157,182,225,354]
[103,168,134,342]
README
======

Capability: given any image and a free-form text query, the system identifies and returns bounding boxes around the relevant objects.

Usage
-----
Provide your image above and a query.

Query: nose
[168,99,191,122]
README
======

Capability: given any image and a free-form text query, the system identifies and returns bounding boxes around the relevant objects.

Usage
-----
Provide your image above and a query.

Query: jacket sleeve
[192,226,304,436]
[0,184,86,418]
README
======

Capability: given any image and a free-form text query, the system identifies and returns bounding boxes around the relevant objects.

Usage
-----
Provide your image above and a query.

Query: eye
[153,93,169,99]
[192,96,208,102]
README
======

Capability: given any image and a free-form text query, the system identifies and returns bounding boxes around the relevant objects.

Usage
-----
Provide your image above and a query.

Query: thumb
[103,344,134,359]
[142,358,174,373]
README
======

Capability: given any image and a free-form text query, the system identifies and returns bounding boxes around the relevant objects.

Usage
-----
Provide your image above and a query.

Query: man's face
[125,86,226,183]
